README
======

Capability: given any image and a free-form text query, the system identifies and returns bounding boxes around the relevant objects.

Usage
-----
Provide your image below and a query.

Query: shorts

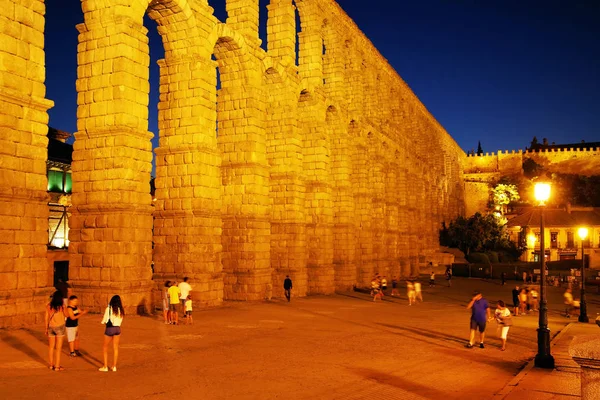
[513,299,520,307]
[162,299,168,311]
[381,286,387,291]
[500,326,510,340]
[104,326,121,337]
[186,311,192,316]
[169,303,179,312]
[48,325,66,337]
[470,319,486,333]
[66,326,79,342]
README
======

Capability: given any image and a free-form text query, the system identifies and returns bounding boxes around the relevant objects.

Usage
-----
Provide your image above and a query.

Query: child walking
[99,295,124,372]
[66,295,88,357]
[494,300,513,351]
[185,295,193,325]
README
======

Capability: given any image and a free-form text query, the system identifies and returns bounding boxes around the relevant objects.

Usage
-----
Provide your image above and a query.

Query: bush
[468,252,490,264]
[487,251,499,263]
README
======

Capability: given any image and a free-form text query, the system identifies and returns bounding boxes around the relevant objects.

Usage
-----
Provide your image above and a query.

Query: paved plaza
[0,277,597,399]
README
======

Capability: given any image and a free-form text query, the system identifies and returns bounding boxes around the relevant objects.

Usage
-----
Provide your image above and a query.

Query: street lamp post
[578,227,589,323]
[534,182,554,369]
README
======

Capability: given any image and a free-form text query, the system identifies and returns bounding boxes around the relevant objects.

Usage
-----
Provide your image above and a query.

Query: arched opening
[208,0,227,21]
[259,0,269,51]
[40,3,81,288]
[295,3,301,66]
[143,14,164,185]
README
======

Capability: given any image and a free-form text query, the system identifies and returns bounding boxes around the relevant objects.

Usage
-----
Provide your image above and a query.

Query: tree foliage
[440,213,523,261]
[490,183,520,214]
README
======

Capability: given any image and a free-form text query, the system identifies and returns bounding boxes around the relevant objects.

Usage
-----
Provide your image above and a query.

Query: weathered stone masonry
[0,0,465,326]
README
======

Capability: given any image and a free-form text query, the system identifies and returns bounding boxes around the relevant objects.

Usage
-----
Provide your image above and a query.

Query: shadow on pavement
[22,328,104,368]
[376,322,465,345]
[0,332,46,366]
[348,366,458,400]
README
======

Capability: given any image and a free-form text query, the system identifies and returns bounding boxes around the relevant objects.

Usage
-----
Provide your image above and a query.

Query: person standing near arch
[45,291,68,371]
[178,277,192,319]
[283,276,293,302]
[99,295,124,372]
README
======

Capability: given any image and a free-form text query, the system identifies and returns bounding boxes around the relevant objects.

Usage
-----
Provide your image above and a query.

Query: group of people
[162,277,193,325]
[511,285,539,316]
[369,268,450,304]
[406,280,423,305]
[45,290,123,372]
[466,291,513,351]
[370,275,405,301]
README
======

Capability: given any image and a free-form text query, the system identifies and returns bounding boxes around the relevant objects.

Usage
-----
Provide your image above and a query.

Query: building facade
[0,0,466,327]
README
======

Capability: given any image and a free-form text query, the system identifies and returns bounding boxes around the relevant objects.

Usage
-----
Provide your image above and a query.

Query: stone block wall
[0,0,55,327]
[0,0,467,325]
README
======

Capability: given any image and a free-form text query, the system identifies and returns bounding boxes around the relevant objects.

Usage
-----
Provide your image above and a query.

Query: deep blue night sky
[45,0,599,157]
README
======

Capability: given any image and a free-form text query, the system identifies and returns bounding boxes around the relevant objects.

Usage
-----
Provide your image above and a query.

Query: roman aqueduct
[0,0,466,325]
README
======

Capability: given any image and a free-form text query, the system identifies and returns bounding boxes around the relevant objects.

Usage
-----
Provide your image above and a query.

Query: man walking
[283,275,293,302]
[465,290,491,349]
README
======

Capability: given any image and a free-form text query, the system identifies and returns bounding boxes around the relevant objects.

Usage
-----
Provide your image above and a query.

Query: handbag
[501,315,513,326]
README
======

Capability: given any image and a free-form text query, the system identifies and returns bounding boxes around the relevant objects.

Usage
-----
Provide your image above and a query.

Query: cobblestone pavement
[0,277,595,400]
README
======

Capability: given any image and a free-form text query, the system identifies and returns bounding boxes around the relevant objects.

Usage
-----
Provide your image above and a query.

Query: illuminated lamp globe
[578,227,589,240]
[534,182,551,204]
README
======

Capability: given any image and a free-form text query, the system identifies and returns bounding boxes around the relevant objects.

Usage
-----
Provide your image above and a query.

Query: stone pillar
[344,47,364,114]
[0,0,54,327]
[265,75,307,298]
[406,165,419,276]
[153,56,223,307]
[226,0,259,41]
[329,113,355,291]
[70,18,154,313]
[352,132,374,285]
[296,1,323,90]
[215,49,271,301]
[385,155,400,281]
[299,91,334,294]
[397,154,410,277]
[369,137,386,277]
[322,23,344,103]
[569,335,600,400]
[267,0,296,67]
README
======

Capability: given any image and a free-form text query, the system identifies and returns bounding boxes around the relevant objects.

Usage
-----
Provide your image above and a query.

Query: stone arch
[210,23,272,301]
[294,0,327,90]
[72,0,218,312]
[263,57,306,299]
[298,79,334,295]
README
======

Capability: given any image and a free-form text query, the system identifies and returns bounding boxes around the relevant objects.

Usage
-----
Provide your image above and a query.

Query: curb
[494,322,575,398]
